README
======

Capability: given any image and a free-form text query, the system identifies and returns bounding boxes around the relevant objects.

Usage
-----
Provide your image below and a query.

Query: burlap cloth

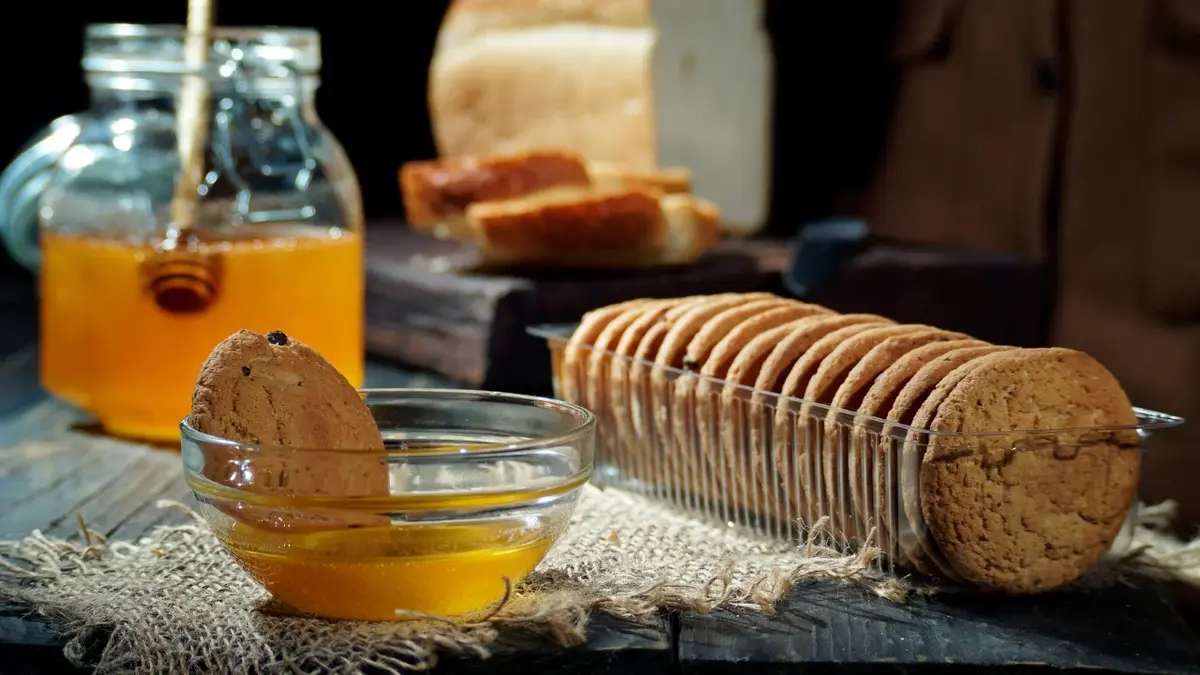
[1,485,1198,675]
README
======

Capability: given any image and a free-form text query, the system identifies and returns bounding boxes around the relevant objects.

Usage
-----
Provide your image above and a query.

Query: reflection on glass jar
[1,24,365,442]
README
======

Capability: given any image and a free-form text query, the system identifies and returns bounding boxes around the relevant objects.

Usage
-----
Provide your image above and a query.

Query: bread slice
[434,0,650,52]
[400,150,713,267]
[401,150,593,236]
[401,150,693,234]
[467,188,718,267]
[589,162,692,194]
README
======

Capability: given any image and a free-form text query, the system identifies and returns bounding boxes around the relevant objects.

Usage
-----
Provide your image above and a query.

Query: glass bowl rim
[179,387,596,458]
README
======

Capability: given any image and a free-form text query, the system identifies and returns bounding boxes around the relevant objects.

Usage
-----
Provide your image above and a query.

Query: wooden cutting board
[363,224,791,394]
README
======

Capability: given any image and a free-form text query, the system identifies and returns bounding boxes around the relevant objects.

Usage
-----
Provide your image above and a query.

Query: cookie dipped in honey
[190,329,389,532]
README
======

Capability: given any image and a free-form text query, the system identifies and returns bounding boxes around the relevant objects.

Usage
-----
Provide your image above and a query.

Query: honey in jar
[39,224,364,442]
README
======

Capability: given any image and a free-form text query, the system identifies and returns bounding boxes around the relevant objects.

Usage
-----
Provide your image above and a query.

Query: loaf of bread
[400,150,720,267]
[557,293,1144,594]
[431,0,654,169]
[428,0,773,235]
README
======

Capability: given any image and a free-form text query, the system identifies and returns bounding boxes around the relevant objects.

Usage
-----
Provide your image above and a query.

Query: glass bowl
[180,388,595,622]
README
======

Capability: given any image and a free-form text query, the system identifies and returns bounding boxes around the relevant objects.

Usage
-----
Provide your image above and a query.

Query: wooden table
[3,282,1200,674]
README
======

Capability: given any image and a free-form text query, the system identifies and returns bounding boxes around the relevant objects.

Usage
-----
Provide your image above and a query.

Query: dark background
[0,2,896,282]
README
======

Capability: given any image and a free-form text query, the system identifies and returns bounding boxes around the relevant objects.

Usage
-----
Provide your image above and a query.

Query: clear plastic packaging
[530,324,1184,579]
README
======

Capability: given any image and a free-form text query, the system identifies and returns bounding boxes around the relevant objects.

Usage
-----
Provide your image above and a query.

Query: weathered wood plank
[44,450,181,540]
[0,605,672,675]
[438,614,673,674]
[108,478,197,543]
[0,438,145,538]
[0,444,108,512]
[0,439,70,471]
[678,582,1200,674]
[0,339,83,462]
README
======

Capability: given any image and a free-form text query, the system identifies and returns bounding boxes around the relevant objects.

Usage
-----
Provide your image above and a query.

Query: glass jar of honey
[0,24,365,442]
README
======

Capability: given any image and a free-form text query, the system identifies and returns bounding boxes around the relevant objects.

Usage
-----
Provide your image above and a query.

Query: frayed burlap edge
[1,496,1199,674]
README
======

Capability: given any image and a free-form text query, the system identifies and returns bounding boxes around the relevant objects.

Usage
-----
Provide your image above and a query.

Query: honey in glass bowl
[40,224,364,441]
[181,390,597,622]
[209,478,580,621]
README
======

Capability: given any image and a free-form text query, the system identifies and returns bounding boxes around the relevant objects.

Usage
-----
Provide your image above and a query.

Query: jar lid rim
[85,23,319,41]
[81,23,321,76]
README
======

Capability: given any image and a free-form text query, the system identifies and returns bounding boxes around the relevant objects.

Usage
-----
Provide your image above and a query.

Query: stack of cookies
[559,293,1143,593]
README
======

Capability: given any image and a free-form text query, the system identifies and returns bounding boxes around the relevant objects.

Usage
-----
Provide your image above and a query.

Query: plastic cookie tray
[528,324,1185,588]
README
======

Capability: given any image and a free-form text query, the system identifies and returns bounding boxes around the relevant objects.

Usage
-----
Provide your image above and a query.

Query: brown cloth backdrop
[865,0,1200,529]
